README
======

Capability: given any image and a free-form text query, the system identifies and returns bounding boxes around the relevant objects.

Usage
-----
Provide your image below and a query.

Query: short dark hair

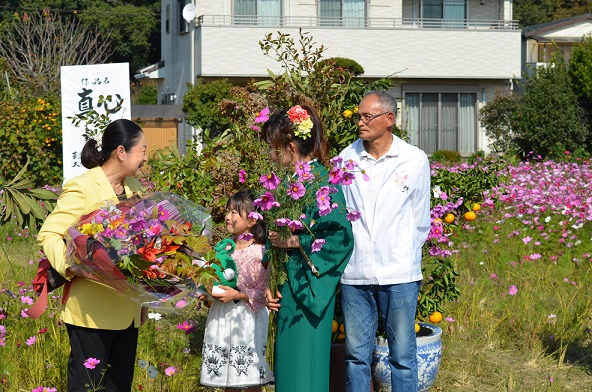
[80,119,144,169]
[226,189,267,245]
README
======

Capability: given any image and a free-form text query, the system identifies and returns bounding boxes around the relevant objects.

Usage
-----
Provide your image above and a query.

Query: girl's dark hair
[80,119,144,169]
[262,103,328,165]
[227,189,267,245]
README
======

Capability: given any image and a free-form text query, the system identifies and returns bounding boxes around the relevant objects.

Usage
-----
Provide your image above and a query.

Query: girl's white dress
[200,243,274,388]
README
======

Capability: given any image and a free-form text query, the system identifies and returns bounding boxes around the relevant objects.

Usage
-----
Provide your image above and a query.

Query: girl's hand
[268,231,300,249]
[211,285,244,303]
[265,288,282,312]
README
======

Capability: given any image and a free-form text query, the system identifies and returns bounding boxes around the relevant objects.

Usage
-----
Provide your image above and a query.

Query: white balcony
[192,15,521,81]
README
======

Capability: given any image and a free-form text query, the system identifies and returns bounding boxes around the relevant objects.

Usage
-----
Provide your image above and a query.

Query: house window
[178,0,190,34]
[422,0,466,28]
[404,92,476,155]
[319,0,366,27]
[233,0,281,26]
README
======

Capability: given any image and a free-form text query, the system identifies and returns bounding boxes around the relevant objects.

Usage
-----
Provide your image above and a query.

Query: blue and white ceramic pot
[371,323,443,392]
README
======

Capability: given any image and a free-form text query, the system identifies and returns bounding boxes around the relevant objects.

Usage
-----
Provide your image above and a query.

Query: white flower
[148,312,162,320]
[432,185,442,199]
[544,216,551,223]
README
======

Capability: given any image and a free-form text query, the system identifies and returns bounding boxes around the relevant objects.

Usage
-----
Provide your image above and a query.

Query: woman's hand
[268,231,300,249]
[211,285,244,303]
[265,288,282,312]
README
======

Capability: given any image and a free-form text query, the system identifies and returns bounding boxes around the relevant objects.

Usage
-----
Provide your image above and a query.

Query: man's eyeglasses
[355,111,390,124]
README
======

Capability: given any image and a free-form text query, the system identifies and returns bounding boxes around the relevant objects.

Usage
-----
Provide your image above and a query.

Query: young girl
[200,190,274,391]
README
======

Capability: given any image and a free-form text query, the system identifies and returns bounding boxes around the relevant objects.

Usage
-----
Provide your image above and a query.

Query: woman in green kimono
[263,104,354,392]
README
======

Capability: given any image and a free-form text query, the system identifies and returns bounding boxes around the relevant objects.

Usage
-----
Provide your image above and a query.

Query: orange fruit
[429,311,443,323]
[332,320,338,334]
[444,213,455,224]
[337,332,345,341]
[415,323,420,333]
[339,323,345,333]
[464,211,477,221]
[472,203,481,212]
[434,218,442,224]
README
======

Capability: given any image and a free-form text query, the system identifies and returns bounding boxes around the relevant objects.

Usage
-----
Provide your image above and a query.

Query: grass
[430,205,592,390]
[1,159,591,391]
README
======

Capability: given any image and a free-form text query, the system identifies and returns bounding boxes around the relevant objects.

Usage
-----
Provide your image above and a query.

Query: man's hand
[268,231,300,249]
[265,288,282,312]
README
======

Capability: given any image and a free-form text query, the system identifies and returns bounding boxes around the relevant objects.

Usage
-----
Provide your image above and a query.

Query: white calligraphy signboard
[61,63,131,183]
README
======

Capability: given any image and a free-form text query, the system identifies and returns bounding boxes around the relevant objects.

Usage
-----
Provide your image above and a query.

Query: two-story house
[137,0,521,155]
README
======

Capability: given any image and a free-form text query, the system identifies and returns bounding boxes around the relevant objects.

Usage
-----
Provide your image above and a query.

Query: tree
[0,9,112,98]
[478,90,521,155]
[76,2,159,75]
[514,59,588,158]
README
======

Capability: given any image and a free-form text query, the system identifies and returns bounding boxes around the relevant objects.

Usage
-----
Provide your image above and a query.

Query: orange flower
[143,269,159,280]
[138,238,163,262]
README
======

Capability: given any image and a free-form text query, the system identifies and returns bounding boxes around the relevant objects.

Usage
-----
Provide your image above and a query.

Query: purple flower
[84,358,100,369]
[32,387,57,392]
[238,169,247,183]
[288,220,304,231]
[238,232,254,241]
[26,336,36,346]
[294,161,312,177]
[275,218,290,226]
[254,192,280,211]
[311,239,326,252]
[346,210,361,221]
[287,181,306,200]
[259,172,280,190]
[248,211,263,221]
[508,285,518,296]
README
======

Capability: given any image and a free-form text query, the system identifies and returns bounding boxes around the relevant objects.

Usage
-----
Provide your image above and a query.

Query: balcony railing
[196,15,519,30]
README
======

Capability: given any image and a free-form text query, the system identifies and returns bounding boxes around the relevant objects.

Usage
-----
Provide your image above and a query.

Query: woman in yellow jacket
[38,119,147,392]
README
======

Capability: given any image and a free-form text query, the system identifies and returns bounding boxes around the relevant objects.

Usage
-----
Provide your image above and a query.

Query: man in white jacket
[339,90,431,392]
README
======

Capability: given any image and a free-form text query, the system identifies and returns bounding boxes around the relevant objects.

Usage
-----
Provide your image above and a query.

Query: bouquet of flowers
[248,157,363,369]
[64,192,223,309]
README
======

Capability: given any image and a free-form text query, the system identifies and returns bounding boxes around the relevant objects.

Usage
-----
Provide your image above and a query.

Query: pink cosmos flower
[255,107,270,123]
[343,159,358,171]
[522,236,532,244]
[294,161,312,177]
[84,358,100,369]
[26,336,36,346]
[287,181,306,200]
[340,172,355,186]
[445,317,455,322]
[328,167,343,184]
[275,218,290,226]
[248,211,263,221]
[311,239,326,253]
[288,220,304,231]
[32,387,57,392]
[508,285,518,295]
[254,192,280,211]
[259,172,280,190]
[250,124,260,131]
[346,211,361,221]
[176,321,196,334]
[175,299,187,309]
[20,296,33,305]
[238,169,247,183]
[165,366,177,376]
